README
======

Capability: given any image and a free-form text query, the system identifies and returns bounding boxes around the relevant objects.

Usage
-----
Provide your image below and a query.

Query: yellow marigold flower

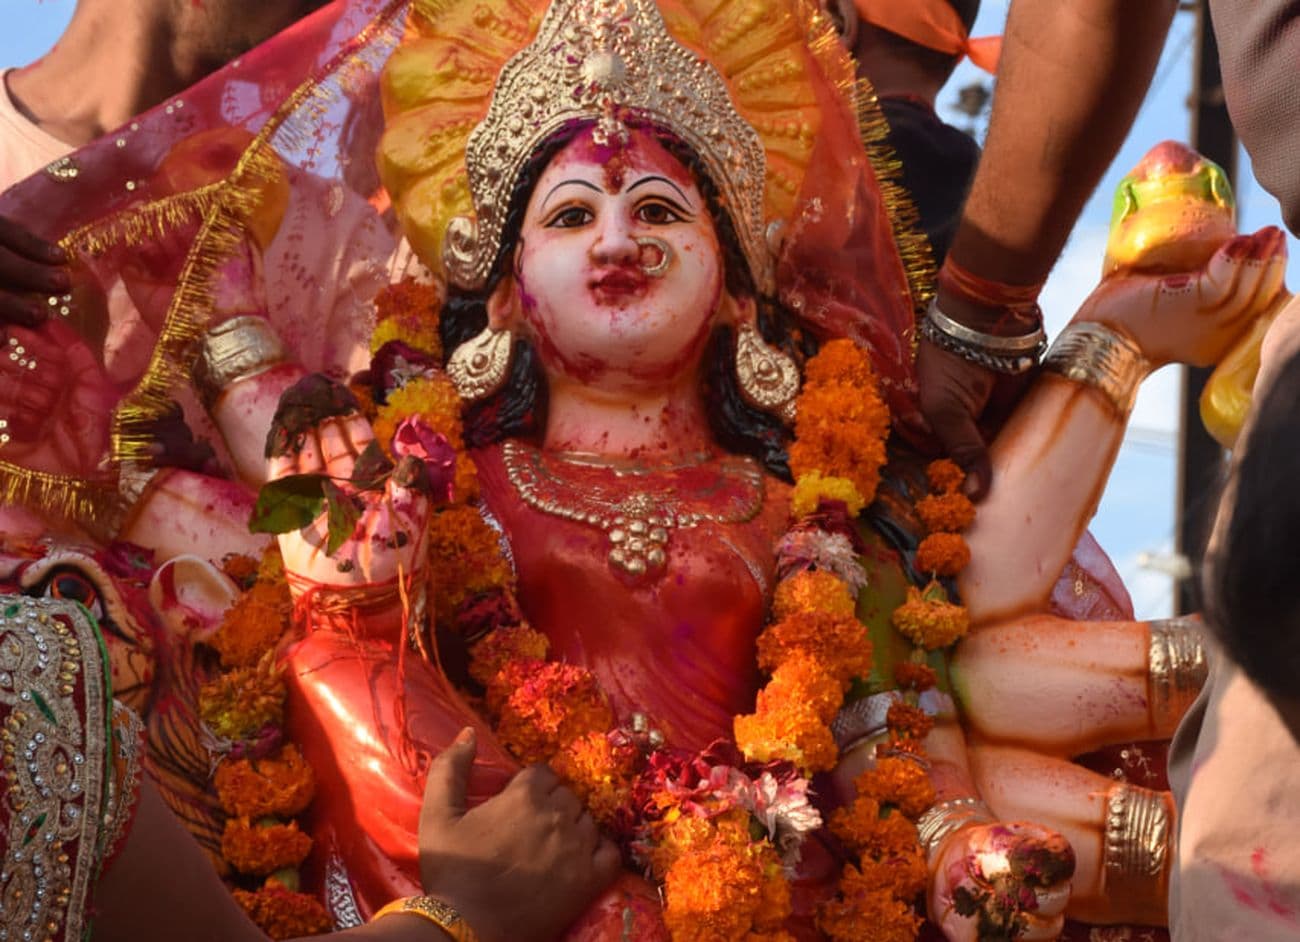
[891,582,970,650]
[914,532,971,577]
[756,611,872,687]
[790,471,866,519]
[916,490,976,534]
[371,278,444,357]
[233,886,332,940]
[221,817,312,875]
[210,580,293,669]
[855,757,937,820]
[551,731,638,828]
[734,698,838,775]
[772,570,856,620]
[214,744,316,818]
[199,654,286,742]
[426,504,514,625]
[926,458,965,494]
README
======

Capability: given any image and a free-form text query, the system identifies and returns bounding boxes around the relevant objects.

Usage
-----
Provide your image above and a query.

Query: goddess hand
[418,728,623,942]
[0,215,69,327]
[267,374,430,592]
[1076,226,1287,368]
[929,822,1075,942]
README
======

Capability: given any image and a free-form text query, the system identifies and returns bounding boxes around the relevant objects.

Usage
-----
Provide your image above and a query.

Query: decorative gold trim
[1148,617,1208,730]
[856,78,938,342]
[373,895,481,942]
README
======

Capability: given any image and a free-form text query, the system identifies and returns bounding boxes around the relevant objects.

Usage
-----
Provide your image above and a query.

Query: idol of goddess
[0,0,1283,938]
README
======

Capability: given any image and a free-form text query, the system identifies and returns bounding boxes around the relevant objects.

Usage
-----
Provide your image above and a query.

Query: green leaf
[350,440,394,492]
[323,479,363,556]
[248,474,327,535]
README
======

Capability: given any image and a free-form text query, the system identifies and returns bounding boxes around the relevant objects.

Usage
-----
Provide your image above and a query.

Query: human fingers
[591,836,622,884]
[421,727,477,833]
[0,217,67,265]
[545,781,585,823]
[918,346,994,499]
[512,763,562,801]
[0,244,70,296]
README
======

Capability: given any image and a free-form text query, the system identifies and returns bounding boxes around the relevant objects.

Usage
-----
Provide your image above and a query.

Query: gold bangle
[915,797,994,861]
[1148,616,1209,730]
[1042,322,1148,413]
[372,896,480,942]
[1102,783,1172,911]
[193,315,286,407]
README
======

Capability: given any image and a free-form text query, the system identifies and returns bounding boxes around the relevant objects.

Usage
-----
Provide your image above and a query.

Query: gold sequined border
[855,78,938,348]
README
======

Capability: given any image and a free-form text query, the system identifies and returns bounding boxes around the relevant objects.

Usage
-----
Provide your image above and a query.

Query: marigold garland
[220,817,313,875]
[214,744,317,818]
[232,884,332,940]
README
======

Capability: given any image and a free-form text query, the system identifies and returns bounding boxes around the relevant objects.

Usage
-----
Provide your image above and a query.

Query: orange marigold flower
[427,505,513,626]
[855,757,936,820]
[763,652,843,725]
[468,624,549,689]
[829,795,883,850]
[662,838,790,939]
[789,391,889,505]
[233,885,332,940]
[221,553,260,590]
[371,278,444,358]
[552,731,639,827]
[214,744,316,818]
[734,698,838,775]
[892,662,937,693]
[209,580,293,669]
[817,880,923,942]
[926,459,965,494]
[916,491,976,534]
[647,806,752,876]
[773,570,856,620]
[803,338,876,389]
[914,532,971,577]
[221,817,312,875]
[199,654,286,742]
[891,583,969,650]
[349,380,378,421]
[756,611,872,687]
[494,661,614,765]
[886,703,935,743]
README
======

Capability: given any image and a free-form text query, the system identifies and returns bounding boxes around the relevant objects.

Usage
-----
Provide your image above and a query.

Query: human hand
[1077,226,1287,369]
[915,340,998,499]
[0,215,69,327]
[929,821,1074,942]
[418,728,623,942]
[267,374,430,591]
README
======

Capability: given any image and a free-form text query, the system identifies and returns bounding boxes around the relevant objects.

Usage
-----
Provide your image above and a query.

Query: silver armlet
[1043,322,1148,413]
[194,315,287,407]
[920,299,1047,375]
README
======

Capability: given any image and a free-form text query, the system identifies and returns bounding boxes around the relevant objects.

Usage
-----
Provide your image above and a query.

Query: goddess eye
[636,200,687,225]
[547,205,593,228]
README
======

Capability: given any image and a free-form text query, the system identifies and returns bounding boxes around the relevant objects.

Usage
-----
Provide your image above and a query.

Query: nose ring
[635,237,673,278]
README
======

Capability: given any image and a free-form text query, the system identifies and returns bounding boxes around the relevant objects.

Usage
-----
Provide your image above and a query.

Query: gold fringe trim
[856,78,938,351]
[2,1,411,534]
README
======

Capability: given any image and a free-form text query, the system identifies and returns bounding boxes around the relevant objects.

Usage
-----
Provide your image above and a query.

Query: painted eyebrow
[627,174,691,204]
[541,178,603,210]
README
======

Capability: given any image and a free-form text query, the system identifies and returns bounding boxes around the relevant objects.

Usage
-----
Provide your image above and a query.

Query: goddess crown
[443,0,771,292]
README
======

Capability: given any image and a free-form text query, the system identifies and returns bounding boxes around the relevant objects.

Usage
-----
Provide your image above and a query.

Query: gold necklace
[502,440,766,576]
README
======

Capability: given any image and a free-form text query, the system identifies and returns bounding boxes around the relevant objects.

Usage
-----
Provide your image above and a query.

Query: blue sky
[7,0,1292,618]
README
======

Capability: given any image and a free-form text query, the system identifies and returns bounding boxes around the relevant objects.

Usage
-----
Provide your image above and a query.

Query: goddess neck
[542,373,716,462]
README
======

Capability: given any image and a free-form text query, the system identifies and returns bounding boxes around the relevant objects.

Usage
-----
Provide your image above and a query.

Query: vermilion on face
[510,126,725,391]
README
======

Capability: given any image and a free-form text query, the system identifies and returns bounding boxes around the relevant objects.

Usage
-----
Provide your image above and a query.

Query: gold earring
[734,323,799,424]
[447,325,513,401]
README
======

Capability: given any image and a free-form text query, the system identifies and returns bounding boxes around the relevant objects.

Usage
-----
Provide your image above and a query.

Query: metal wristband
[832,691,900,752]
[920,301,1047,375]
[1042,322,1148,413]
[372,895,480,942]
[1148,616,1209,730]
[1102,784,1172,909]
[193,315,287,407]
[915,796,995,860]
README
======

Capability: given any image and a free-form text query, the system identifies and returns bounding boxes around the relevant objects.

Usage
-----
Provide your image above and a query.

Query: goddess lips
[590,266,649,302]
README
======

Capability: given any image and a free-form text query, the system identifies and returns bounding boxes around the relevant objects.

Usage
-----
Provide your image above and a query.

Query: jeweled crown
[443,0,773,293]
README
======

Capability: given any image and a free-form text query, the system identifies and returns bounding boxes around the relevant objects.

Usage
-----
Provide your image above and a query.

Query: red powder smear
[1215,854,1300,924]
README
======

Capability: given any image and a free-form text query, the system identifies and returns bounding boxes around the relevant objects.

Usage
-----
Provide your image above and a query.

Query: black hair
[1202,345,1300,701]
[438,118,807,478]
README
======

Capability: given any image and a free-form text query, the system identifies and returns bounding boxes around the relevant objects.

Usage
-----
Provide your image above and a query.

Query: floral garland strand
[197,549,331,939]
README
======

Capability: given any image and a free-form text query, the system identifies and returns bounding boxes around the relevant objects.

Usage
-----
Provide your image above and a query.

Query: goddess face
[499,126,728,393]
